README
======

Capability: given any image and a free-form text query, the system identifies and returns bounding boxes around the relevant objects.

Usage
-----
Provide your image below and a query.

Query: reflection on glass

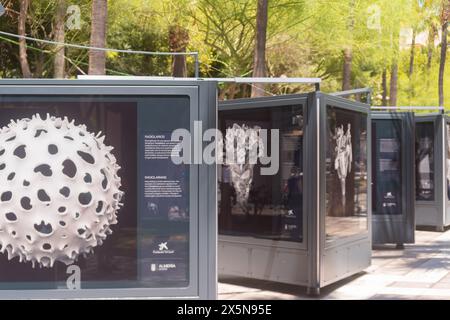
[415,122,434,201]
[372,119,402,215]
[0,95,190,290]
[326,106,368,242]
[218,105,303,242]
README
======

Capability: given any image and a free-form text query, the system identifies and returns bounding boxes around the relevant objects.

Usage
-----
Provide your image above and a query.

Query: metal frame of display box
[218,92,372,295]
[371,112,415,246]
[0,79,217,299]
[415,113,450,231]
[330,87,373,105]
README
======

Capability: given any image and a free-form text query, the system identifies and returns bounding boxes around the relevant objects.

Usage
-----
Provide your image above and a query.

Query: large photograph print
[415,122,435,201]
[0,114,123,267]
[326,105,368,241]
[0,97,137,289]
[0,95,191,290]
[218,105,304,243]
[371,119,402,216]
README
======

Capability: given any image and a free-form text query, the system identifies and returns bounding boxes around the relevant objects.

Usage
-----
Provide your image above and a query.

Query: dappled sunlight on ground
[219,230,450,300]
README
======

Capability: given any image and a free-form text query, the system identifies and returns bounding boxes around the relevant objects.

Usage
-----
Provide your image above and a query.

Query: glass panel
[371,119,402,215]
[326,106,368,242]
[218,105,304,243]
[0,95,190,290]
[415,122,434,201]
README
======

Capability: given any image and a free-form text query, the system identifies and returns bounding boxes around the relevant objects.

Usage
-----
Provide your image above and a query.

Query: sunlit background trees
[0,0,448,106]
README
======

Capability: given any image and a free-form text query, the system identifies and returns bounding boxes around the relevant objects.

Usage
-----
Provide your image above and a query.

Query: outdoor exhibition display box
[0,79,217,299]
[371,112,415,246]
[415,113,450,231]
[218,92,371,294]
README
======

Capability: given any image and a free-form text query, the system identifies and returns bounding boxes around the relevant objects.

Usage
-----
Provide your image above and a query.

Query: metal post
[194,53,200,78]
[367,91,372,105]
[371,106,444,111]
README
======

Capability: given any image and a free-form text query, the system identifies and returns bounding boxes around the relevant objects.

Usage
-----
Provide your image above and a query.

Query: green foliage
[0,0,448,107]
[107,0,170,76]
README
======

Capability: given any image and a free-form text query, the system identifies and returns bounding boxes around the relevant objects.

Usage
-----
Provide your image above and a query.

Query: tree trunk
[390,62,398,106]
[341,0,355,92]
[409,28,416,77]
[54,0,66,78]
[427,25,437,69]
[382,68,388,106]
[169,25,189,77]
[18,0,31,78]
[438,1,449,107]
[251,0,269,98]
[35,51,45,77]
[88,0,108,75]
[342,47,352,91]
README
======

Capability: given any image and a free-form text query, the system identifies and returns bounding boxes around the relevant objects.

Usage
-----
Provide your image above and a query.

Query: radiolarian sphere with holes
[0,114,123,268]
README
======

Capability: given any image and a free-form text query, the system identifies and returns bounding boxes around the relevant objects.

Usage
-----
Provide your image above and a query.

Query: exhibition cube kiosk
[415,113,450,231]
[0,79,217,299]
[371,112,415,246]
[218,92,371,294]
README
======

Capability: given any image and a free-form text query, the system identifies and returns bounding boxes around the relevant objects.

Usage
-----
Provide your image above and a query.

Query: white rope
[0,30,198,57]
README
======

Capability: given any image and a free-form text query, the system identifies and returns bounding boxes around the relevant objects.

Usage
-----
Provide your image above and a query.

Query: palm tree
[18,0,31,78]
[251,0,269,98]
[342,0,356,91]
[89,0,108,75]
[438,0,449,107]
[53,0,66,78]
[169,25,189,77]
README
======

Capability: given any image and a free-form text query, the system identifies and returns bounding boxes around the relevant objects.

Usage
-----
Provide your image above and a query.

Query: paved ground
[218,229,450,300]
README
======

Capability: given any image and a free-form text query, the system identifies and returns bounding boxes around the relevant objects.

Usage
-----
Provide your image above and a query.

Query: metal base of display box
[416,204,450,231]
[218,236,371,293]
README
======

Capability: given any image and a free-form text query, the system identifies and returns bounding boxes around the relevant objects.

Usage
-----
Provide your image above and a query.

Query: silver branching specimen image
[334,123,352,208]
[225,123,264,214]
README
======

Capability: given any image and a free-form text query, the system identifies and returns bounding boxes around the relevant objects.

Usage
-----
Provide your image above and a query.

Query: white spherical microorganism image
[0,114,123,268]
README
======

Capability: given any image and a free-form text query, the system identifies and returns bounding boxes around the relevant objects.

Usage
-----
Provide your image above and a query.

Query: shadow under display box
[0,80,217,299]
[415,114,450,231]
[218,93,371,295]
